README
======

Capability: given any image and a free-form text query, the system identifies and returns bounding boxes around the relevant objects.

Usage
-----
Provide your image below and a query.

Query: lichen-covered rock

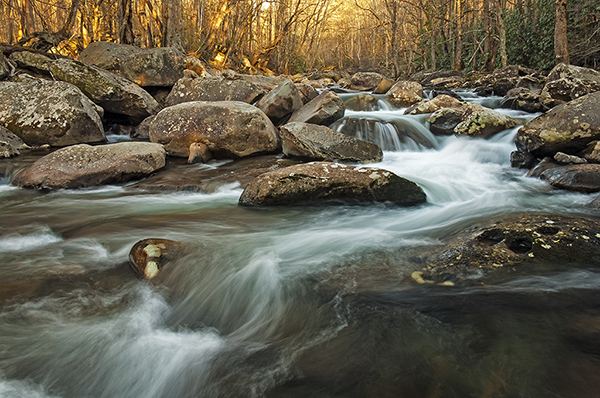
[415,215,600,285]
[386,81,423,107]
[405,94,465,115]
[49,58,160,120]
[348,72,386,91]
[500,87,544,113]
[454,103,518,138]
[427,108,464,136]
[239,162,426,206]
[129,238,183,280]
[280,122,382,163]
[0,125,25,157]
[256,79,302,122]
[344,94,379,112]
[540,163,600,192]
[78,42,185,87]
[288,90,345,126]
[149,101,280,159]
[515,91,600,158]
[541,63,600,108]
[164,77,266,107]
[0,79,105,146]
[8,51,53,73]
[11,142,166,189]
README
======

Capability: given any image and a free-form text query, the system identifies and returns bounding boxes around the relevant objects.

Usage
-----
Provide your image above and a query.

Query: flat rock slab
[280,122,382,163]
[416,215,600,285]
[288,90,345,126]
[0,79,105,147]
[239,162,427,206]
[12,142,166,189]
[126,155,301,193]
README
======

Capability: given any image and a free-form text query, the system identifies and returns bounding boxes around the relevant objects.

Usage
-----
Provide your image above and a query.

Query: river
[1,90,599,398]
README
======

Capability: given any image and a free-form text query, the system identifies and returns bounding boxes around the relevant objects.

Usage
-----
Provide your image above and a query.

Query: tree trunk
[497,0,507,67]
[554,0,569,64]
[454,0,463,70]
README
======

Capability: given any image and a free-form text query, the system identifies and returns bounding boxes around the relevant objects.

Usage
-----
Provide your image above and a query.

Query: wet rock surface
[149,101,280,159]
[540,163,600,193]
[11,142,166,189]
[416,215,600,285]
[280,122,383,163]
[165,76,266,107]
[239,161,427,206]
[129,238,183,280]
[0,78,105,146]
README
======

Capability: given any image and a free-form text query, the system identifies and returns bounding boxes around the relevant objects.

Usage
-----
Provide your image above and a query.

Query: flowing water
[1,91,600,398]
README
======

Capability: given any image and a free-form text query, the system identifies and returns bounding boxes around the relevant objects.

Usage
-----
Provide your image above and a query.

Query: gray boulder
[78,42,185,87]
[239,161,427,206]
[288,90,345,126]
[348,72,385,91]
[500,87,544,113]
[11,142,166,189]
[49,58,160,120]
[540,163,600,193]
[386,81,423,108]
[164,77,266,107]
[515,91,600,158]
[256,79,302,122]
[0,79,105,146]
[454,103,518,138]
[149,101,280,160]
[280,122,382,163]
[541,63,600,108]
[0,125,26,157]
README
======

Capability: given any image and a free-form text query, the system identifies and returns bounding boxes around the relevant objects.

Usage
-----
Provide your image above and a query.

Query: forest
[0,0,599,78]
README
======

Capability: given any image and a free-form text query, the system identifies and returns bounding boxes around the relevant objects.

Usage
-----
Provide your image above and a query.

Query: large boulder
[280,122,382,163]
[78,42,185,87]
[11,142,166,189]
[0,79,105,146]
[454,103,518,138]
[515,91,600,158]
[288,90,345,126]
[385,81,423,108]
[427,108,465,136]
[164,77,266,107]
[539,163,600,192]
[0,125,25,157]
[49,58,160,120]
[149,101,280,159]
[541,63,600,108]
[239,162,426,206]
[129,238,183,280]
[256,79,302,122]
[415,215,600,285]
[348,72,385,91]
[500,87,544,113]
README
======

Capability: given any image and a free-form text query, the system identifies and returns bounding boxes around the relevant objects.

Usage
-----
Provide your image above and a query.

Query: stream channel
[1,89,600,398]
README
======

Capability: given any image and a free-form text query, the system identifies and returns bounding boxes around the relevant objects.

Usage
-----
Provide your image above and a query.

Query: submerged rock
[0,78,105,146]
[78,42,185,87]
[165,77,266,107]
[416,215,600,285]
[541,63,600,108]
[280,122,382,163]
[288,90,345,126]
[0,125,26,157]
[12,142,166,189]
[515,91,600,158]
[49,58,160,120]
[239,162,426,206]
[149,101,280,159]
[129,238,183,280]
